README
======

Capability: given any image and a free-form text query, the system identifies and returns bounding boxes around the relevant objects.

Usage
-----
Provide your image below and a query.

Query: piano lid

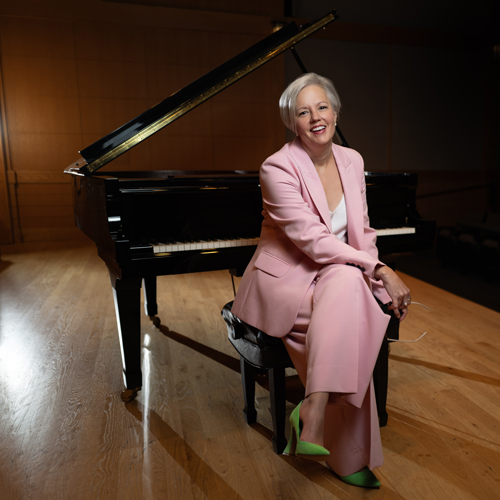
[65,10,337,177]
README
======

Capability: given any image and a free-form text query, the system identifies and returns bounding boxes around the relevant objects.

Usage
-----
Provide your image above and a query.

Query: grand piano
[65,10,435,403]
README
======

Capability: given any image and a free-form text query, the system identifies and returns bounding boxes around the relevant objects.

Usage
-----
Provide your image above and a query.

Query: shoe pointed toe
[340,467,380,489]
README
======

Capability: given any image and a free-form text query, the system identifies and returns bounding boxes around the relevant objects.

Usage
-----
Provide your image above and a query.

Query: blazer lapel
[333,144,364,250]
[289,138,332,231]
[289,140,366,248]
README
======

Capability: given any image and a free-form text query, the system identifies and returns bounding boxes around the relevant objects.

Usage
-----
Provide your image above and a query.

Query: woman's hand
[373,265,411,321]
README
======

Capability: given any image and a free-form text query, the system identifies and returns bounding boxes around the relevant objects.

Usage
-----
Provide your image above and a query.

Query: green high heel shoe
[340,467,381,489]
[282,401,330,461]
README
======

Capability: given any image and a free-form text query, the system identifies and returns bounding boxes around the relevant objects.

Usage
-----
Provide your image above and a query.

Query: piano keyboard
[150,228,415,254]
[152,238,260,254]
[375,227,416,237]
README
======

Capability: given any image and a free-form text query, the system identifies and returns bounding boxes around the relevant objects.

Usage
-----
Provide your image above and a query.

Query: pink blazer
[232,138,391,337]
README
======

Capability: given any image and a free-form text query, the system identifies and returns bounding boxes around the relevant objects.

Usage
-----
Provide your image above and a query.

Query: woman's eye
[320,105,328,110]
[298,110,308,116]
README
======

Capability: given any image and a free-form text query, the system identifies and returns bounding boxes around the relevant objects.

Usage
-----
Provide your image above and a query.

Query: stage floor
[1,244,499,499]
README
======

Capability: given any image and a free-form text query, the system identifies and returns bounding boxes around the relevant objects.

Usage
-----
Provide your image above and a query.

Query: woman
[231,73,410,488]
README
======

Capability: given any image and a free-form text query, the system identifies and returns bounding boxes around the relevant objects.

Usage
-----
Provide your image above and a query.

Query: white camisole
[329,194,347,243]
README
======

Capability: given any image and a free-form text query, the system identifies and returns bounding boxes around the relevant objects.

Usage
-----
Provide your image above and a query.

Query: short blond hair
[279,73,341,133]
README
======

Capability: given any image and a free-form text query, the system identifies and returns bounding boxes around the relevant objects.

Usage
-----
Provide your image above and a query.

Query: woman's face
[294,85,336,151]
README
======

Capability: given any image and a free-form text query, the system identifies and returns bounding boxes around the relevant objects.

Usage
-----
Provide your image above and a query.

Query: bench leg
[240,357,257,424]
[269,367,288,454]
[373,337,389,427]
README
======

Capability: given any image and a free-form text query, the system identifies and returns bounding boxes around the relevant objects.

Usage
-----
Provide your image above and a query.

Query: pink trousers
[282,264,390,476]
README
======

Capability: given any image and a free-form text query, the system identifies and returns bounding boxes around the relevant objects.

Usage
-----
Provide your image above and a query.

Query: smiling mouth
[311,125,326,132]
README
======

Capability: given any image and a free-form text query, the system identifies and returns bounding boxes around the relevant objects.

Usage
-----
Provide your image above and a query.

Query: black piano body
[365,171,435,257]
[65,10,435,402]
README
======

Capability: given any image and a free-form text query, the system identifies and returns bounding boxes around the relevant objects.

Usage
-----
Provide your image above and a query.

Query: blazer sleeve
[260,152,385,279]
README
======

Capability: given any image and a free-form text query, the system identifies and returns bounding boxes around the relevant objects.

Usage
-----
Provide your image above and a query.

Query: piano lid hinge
[65,156,89,176]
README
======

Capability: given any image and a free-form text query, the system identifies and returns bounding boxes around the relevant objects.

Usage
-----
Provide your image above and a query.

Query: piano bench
[222,300,293,454]
[221,300,398,455]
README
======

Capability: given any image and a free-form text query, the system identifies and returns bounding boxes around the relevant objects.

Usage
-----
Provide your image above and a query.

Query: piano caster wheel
[149,315,161,327]
[121,387,140,403]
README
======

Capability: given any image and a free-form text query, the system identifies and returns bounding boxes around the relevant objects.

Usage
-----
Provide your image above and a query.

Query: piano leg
[143,276,160,326]
[109,273,143,402]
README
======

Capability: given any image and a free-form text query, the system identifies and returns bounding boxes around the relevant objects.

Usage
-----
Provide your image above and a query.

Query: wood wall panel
[8,171,68,184]
[15,182,76,237]
[0,48,13,245]
[19,215,75,229]
[104,0,282,17]
[74,22,146,63]
[0,17,76,59]
[8,133,82,172]
[144,28,215,67]
[1,56,79,99]
[19,205,73,219]
[20,193,73,208]
[15,183,70,194]
[0,0,277,37]
[0,3,285,244]
[0,169,12,245]
[5,95,82,135]
[76,60,149,99]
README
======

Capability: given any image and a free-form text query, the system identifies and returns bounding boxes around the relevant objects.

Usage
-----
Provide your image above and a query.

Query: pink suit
[232,138,392,475]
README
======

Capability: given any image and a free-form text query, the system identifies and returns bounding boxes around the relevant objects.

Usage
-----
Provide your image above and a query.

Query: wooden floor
[1,244,499,500]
